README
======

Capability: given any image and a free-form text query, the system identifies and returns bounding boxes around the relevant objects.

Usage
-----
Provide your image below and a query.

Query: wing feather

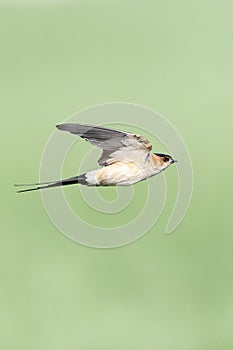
[56,123,152,166]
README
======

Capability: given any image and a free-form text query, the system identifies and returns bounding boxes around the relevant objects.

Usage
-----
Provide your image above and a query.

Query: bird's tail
[15,174,87,193]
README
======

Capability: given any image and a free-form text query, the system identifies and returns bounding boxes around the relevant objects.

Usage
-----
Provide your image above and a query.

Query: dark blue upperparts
[154,153,169,157]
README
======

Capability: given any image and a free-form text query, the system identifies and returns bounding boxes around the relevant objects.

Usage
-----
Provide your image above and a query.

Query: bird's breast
[96,161,154,185]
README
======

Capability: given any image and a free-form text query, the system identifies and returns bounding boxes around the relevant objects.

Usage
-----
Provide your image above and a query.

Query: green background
[1,1,232,349]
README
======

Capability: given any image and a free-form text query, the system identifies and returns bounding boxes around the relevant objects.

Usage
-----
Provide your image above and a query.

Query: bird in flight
[16,123,177,193]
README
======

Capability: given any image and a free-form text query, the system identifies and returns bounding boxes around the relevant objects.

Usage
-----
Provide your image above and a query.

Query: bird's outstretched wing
[56,123,152,166]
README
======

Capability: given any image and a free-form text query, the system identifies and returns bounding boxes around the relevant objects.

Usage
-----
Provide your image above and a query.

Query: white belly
[86,161,157,186]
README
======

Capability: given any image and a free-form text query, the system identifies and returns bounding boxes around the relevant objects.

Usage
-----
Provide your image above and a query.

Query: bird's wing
[56,123,152,166]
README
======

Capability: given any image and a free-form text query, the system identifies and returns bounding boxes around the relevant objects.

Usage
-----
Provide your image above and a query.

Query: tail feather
[15,180,57,187]
[16,174,87,193]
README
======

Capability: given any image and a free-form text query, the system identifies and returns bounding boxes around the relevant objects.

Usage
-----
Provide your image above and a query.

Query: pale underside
[85,159,160,186]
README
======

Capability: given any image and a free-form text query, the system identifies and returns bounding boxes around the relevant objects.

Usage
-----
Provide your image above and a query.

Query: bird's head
[152,153,178,171]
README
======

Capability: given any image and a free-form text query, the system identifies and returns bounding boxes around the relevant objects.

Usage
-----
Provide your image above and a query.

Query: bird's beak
[172,159,178,163]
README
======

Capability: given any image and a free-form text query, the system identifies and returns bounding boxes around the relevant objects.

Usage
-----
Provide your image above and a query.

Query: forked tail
[15,174,87,193]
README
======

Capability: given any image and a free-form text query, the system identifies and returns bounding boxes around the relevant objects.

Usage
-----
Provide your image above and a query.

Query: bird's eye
[163,157,170,162]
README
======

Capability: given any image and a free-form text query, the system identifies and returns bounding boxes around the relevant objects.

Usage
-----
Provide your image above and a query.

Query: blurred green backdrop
[1,1,233,349]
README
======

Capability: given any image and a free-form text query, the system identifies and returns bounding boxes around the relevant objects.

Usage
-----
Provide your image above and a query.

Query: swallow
[16,123,177,193]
